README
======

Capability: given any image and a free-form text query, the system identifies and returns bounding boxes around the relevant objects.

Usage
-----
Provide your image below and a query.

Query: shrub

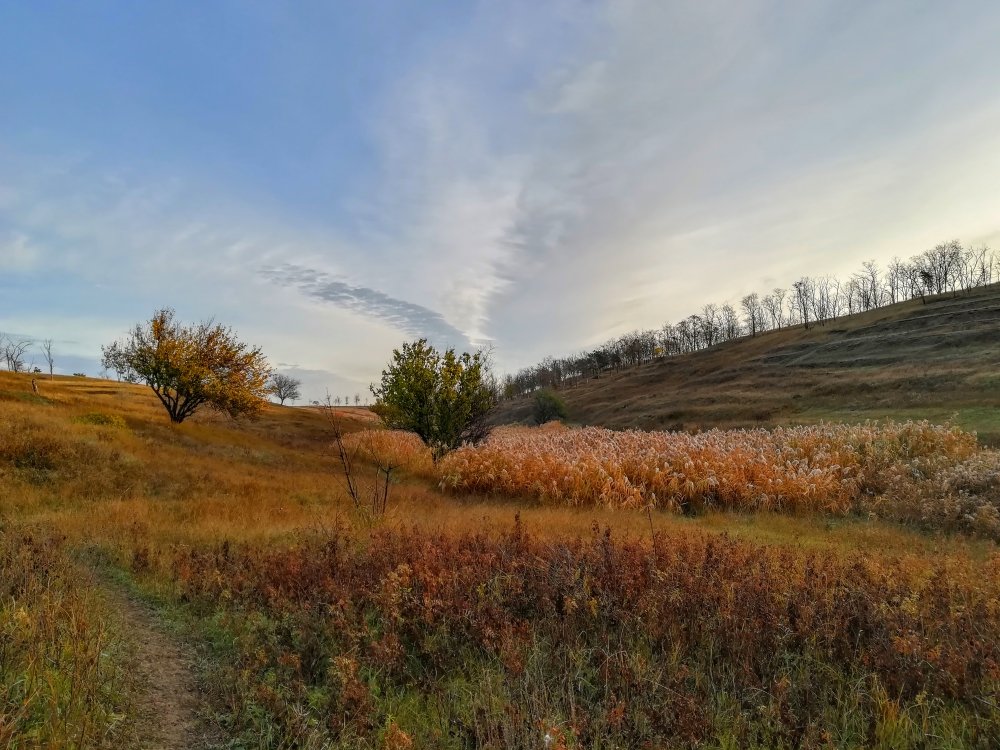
[164,525,1000,748]
[370,339,497,460]
[532,388,567,425]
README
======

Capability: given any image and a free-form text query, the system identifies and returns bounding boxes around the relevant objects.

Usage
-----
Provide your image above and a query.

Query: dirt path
[104,586,220,749]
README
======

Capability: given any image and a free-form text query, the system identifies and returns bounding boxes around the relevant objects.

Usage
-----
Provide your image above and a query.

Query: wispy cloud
[261,263,470,346]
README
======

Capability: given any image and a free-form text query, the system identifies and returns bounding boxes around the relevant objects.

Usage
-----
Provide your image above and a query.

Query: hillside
[496,284,1000,443]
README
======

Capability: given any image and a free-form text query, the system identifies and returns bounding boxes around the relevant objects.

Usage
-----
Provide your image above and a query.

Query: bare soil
[106,586,221,749]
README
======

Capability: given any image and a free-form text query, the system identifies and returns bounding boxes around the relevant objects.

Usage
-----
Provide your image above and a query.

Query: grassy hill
[496,283,1000,443]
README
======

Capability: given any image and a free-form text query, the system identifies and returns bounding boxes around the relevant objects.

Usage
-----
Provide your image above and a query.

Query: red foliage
[166,523,1000,746]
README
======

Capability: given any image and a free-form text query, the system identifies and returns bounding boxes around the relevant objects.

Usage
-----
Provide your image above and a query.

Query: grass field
[494,284,1000,445]
[2,371,999,748]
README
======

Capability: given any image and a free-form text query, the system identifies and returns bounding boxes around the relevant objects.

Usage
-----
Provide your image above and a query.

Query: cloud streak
[260,263,471,347]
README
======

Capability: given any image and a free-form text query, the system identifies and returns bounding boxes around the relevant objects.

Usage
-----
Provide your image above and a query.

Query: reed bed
[437,421,979,515]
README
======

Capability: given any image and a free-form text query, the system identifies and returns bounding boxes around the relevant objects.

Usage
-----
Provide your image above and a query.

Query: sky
[3,1,1000,401]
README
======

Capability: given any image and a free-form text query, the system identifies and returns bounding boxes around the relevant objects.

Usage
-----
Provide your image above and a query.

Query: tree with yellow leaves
[102,308,272,423]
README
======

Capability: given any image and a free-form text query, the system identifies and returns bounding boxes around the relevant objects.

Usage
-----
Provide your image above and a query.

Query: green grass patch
[74,412,129,429]
[795,405,1000,446]
[0,389,57,406]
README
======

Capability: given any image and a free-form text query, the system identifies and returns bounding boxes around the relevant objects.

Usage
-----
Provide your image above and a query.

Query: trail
[103,584,219,749]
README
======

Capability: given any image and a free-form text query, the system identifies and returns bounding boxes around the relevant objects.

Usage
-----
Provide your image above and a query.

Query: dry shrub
[165,525,1000,748]
[872,450,1000,539]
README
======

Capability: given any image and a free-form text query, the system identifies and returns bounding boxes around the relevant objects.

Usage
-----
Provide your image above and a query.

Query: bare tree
[919,241,963,295]
[719,303,741,341]
[793,279,813,329]
[828,278,845,319]
[700,304,719,347]
[321,395,398,525]
[762,288,786,330]
[40,339,55,379]
[741,293,762,337]
[886,258,909,304]
[851,261,884,311]
[2,336,32,373]
[268,373,302,405]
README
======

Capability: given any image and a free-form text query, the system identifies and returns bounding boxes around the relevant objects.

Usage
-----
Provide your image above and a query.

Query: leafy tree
[102,308,271,423]
[371,338,497,460]
[268,373,302,405]
[533,388,568,424]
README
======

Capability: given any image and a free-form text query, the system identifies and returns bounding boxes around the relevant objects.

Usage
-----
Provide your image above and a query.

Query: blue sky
[3,1,1000,399]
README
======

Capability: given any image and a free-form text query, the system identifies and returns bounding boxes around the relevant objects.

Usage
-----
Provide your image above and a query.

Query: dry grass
[0,525,137,748]
[439,421,978,514]
[3,370,997,555]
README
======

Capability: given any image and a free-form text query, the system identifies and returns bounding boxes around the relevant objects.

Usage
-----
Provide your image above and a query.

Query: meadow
[1,371,999,748]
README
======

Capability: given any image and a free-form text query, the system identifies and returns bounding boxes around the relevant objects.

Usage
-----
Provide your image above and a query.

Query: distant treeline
[503,240,997,398]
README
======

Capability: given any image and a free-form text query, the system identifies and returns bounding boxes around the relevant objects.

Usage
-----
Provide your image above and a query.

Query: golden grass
[2,370,995,563]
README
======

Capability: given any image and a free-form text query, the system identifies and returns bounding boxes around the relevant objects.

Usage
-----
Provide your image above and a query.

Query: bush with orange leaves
[438,421,981,518]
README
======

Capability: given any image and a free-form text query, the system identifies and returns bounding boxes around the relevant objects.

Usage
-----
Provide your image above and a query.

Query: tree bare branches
[321,397,397,524]
[40,339,55,379]
[1,334,32,373]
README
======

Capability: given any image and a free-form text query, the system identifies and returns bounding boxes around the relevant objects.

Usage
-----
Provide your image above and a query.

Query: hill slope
[496,284,1000,443]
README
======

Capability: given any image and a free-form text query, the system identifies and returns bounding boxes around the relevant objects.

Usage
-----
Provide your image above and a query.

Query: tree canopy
[102,308,272,423]
[370,339,497,460]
